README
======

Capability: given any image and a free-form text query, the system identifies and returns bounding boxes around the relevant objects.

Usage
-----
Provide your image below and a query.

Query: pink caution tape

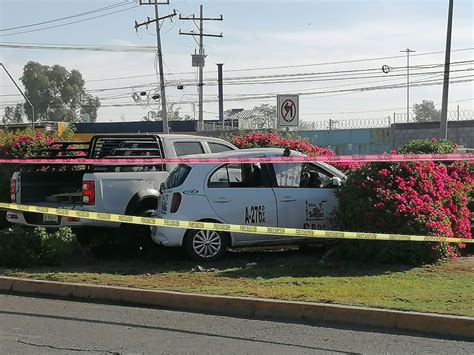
[0,153,472,165]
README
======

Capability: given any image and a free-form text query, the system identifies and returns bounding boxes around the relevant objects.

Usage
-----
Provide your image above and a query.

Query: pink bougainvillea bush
[0,130,55,159]
[0,129,74,228]
[334,139,473,263]
[230,132,360,172]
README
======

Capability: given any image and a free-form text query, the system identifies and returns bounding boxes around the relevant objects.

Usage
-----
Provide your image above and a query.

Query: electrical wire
[0,1,132,32]
[80,66,473,94]
[0,4,139,37]
[5,75,466,108]
[1,43,472,70]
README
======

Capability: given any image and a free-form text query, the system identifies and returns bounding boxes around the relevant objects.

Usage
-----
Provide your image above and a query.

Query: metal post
[0,62,34,129]
[457,105,460,120]
[154,1,168,133]
[198,5,204,131]
[400,49,416,123]
[178,6,223,131]
[440,0,454,139]
[217,63,224,126]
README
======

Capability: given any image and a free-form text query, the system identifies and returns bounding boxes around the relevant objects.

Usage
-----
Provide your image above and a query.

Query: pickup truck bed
[8,134,237,232]
[19,170,84,204]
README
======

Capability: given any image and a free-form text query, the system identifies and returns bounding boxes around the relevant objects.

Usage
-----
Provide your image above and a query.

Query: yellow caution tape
[0,202,472,244]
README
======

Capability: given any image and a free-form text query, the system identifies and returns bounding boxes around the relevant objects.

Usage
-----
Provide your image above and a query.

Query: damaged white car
[151,148,346,261]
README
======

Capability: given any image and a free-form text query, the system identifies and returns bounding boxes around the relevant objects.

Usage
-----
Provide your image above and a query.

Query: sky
[0,0,473,124]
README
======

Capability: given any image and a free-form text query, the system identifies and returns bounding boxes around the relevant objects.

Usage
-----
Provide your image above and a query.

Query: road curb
[0,276,472,339]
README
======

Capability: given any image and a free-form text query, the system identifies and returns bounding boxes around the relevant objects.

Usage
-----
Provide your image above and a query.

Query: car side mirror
[330,177,342,187]
[159,182,165,194]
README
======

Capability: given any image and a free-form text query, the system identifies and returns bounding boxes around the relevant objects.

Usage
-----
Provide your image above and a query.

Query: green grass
[1,249,473,317]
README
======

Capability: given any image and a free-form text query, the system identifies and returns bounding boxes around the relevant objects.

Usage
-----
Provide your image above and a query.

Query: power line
[0,4,139,37]
[1,42,472,71]
[0,42,157,53]
[81,59,474,83]
[80,66,473,93]
[2,65,471,98]
[223,48,474,72]
[5,75,469,108]
[0,1,132,32]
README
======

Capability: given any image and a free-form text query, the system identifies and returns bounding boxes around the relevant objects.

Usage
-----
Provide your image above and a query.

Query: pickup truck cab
[7,134,237,248]
[151,148,346,261]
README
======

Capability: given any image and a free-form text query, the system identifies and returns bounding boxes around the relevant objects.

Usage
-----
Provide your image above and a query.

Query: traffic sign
[277,94,299,128]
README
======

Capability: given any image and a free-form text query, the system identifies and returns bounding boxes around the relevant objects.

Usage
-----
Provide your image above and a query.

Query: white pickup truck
[7,134,237,248]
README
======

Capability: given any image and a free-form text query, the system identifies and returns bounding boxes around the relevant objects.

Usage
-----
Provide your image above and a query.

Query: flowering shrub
[334,139,473,263]
[230,132,360,172]
[1,130,51,158]
[0,128,74,228]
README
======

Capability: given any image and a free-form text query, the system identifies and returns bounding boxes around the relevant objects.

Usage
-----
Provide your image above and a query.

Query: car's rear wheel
[184,229,229,262]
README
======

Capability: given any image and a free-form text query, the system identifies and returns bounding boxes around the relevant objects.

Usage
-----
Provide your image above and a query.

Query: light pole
[0,62,34,128]
[400,49,416,123]
[440,0,454,140]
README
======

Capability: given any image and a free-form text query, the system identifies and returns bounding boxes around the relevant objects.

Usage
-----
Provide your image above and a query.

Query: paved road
[0,294,472,354]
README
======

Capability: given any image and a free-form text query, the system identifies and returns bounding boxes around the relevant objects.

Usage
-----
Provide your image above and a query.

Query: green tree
[2,103,24,124]
[246,104,276,129]
[143,104,191,121]
[413,100,440,122]
[5,61,100,123]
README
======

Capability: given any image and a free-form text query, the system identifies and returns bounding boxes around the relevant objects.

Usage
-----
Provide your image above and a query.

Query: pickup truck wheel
[118,208,156,255]
[184,229,229,262]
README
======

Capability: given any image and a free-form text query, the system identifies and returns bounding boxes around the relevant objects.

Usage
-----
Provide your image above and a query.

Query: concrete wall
[199,120,474,152]
[392,120,474,149]
[300,128,392,155]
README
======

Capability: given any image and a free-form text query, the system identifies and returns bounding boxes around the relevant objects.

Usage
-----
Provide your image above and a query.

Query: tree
[237,104,276,129]
[413,100,440,122]
[4,61,100,123]
[2,103,24,124]
[80,95,101,122]
[142,104,191,121]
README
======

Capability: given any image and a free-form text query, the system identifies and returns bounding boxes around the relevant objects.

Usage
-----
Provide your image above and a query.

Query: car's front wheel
[184,229,229,262]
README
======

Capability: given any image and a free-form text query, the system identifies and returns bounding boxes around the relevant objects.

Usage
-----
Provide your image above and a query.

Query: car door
[204,163,278,242]
[271,162,339,231]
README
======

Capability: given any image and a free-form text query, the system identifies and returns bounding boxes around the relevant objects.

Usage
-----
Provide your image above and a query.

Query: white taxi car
[151,148,346,261]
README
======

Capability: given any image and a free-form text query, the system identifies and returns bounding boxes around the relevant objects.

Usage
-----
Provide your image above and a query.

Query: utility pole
[179,5,223,131]
[440,0,454,140]
[217,63,224,126]
[135,0,176,134]
[400,48,416,123]
[0,62,34,129]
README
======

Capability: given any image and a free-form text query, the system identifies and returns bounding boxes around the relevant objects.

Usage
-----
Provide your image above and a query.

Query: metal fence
[300,110,474,131]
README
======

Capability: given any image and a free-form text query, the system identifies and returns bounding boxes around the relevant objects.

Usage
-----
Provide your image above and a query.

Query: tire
[117,207,156,256]
[184,229,229,262]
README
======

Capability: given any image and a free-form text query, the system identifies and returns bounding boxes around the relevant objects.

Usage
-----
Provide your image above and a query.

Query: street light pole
[440,0,454,140]
[400,49,416,123]
[0,63,34,129]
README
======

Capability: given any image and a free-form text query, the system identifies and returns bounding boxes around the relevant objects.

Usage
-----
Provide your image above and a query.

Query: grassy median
[1,248,473,317]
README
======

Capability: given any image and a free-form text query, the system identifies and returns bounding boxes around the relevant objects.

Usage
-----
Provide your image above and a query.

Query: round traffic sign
[281,99,297,122]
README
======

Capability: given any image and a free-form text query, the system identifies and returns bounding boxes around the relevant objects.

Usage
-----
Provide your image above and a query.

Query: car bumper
[150,212,188,247]
[6,207,119,229]
[150,225,186,247]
